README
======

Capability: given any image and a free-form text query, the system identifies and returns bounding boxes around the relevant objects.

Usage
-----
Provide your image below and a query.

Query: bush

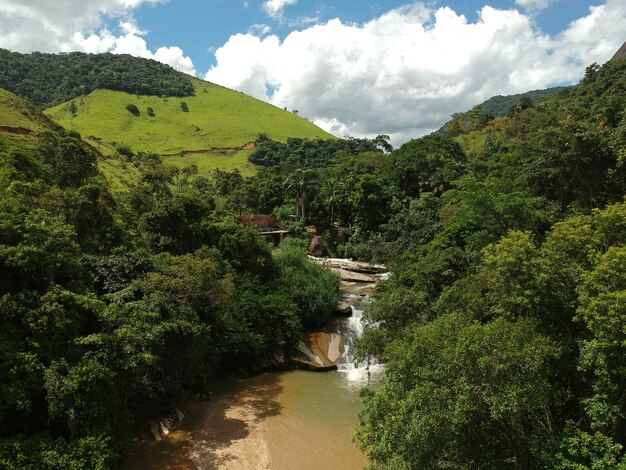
[125,104,140,117]
[180,102,189,112]
[146,107,155,117]
[273,238,340,327]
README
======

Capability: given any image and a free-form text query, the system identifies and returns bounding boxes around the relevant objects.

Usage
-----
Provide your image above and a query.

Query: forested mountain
[437,85,568,135]
[0,49,194,108]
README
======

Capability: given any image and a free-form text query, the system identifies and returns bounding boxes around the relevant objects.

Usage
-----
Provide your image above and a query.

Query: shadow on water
[121,373,284,470]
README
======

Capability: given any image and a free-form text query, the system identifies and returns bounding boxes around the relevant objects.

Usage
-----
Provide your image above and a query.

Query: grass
[98,159,140,195]
[161,149,257,178]
[0,87,54,132]
[99,149,257,196]
[45,78,335,155]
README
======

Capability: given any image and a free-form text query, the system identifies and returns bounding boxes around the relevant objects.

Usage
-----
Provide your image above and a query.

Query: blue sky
[1,0,624,142]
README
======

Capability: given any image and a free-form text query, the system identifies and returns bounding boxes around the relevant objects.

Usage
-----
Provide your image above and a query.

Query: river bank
[122,258,386,469]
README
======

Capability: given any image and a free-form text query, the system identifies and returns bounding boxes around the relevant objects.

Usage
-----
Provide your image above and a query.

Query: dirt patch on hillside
[0,126,32,135]
[162,141,257,157]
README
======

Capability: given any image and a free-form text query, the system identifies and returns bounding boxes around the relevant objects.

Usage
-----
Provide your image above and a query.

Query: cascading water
[335,277,386,388]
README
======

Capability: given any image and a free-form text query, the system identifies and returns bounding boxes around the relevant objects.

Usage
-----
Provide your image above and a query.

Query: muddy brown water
[123,263,386,469]
[122,370,368,469]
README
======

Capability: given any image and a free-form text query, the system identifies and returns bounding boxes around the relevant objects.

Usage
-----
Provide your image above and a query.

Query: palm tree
[285,168,318,223]
[321,176,344,224]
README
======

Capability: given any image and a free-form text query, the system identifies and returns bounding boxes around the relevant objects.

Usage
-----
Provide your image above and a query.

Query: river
[122,260,385,470]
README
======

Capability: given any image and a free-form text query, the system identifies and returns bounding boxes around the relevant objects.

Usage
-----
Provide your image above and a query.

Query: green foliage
[0,433,118,470]
[251,134,378,167]
[552,423,626,470]
[273,239,340,327]
[358,314,560,469]
[384,134,465,196]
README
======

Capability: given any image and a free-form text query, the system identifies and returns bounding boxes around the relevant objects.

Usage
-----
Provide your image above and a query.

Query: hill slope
[45,78,333,155]
[0,49,194,109]
[436,86,568,135]
[0,87,57,133]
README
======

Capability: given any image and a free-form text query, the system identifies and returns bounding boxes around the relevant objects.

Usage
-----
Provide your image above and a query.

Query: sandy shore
[187,393,274,469]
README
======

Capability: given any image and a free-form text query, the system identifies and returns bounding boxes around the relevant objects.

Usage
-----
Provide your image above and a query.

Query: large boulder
[329,225,348,244]
[309,235,327,257]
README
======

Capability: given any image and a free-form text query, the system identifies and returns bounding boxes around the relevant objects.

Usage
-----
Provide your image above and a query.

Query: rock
[292,335,342,371]
[336,268,377,283]
[308,256,387,274]
[329,225,348,244]
[308,235,327,257]
[160,419,172,436]
[175,408,185,420]
[150,422,162,441]
[335,299,352,316]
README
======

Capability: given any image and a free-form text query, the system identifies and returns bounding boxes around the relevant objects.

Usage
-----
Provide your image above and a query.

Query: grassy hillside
[0,87,56,133]
[0,87,60,154]
[45,78,334,155]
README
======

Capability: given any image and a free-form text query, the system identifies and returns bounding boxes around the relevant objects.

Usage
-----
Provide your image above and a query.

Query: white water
[336,292,384,388]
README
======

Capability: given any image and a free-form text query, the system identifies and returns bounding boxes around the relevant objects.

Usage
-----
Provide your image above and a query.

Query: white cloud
[263,0,299,19]
[0,0,196,75]
[514,0,553,13]
[206,0,626,144]
[248,23,272,36]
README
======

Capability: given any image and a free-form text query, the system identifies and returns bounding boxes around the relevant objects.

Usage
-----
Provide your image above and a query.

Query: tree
[285,168,318,222]
[357,314,560,469]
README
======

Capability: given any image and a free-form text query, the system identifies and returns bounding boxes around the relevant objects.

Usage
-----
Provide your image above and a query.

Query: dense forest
[436,85,569,135]
[0,124,338,466]
[0,50,625,469]
[0,50,195,108]
[223,59,626,468]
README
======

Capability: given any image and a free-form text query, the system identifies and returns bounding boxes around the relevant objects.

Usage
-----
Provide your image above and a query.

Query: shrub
[125,104,140,117]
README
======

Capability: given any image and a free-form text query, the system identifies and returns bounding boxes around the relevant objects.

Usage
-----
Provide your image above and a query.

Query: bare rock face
[309,235,328,257]
[293,332,344,371]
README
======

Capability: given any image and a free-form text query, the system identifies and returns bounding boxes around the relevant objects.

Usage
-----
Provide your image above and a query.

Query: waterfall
[297,257,388,386]
[336,292,384,387]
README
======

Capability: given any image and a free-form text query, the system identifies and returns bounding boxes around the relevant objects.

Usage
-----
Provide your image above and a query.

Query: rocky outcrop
[149,408,185,441]
[292,331,344,371]
[309,256,387,275]
[335,298,353,316]
[308,235,327,257]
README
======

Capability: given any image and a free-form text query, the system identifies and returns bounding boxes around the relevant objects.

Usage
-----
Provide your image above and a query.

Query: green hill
[0,87,57,133]
[0,49,194,109]
[44,78,333,156]
[0,86,62,154]
[436,86,569,135]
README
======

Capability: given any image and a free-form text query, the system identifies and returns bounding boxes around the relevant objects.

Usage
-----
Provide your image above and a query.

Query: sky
[1,0,625,144]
